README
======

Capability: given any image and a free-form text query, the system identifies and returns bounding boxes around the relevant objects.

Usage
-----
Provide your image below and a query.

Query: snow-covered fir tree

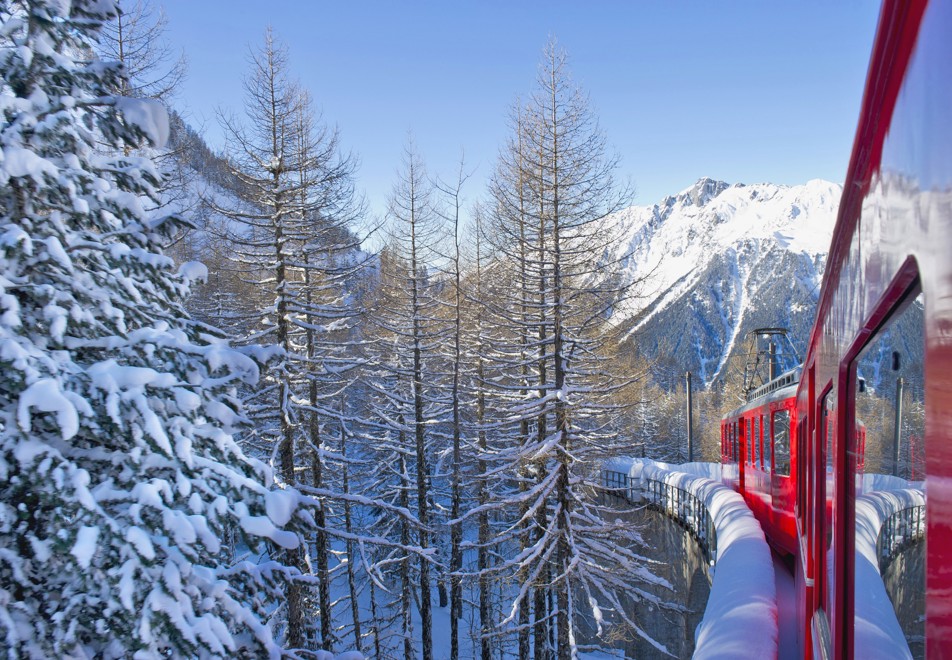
[0,1,312,656]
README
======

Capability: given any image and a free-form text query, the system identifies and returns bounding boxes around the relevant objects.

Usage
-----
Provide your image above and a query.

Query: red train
[720,330,801,558]
[722,0,946,657]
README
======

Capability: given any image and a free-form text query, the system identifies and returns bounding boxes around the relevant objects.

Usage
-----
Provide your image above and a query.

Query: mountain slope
[614,178,840,385]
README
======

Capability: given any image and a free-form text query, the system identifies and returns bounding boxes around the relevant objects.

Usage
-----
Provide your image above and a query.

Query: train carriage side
[722,378,799,556]
[794,0,946,657]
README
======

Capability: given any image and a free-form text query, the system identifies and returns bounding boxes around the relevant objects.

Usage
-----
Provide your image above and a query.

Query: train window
[747,418,753,464]
[852,287,924,657]
[732,421,738,462]
[729,423,734,461]
[773,409,790,476]
[753,417,759,467]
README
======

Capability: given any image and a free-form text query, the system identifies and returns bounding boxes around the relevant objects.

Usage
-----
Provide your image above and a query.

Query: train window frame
[753,416,760,468]
[822,391,835,626]
[760,414,767,470]
[811,382,833,609]
[773,408,791,477]
[747,418,753,465]
[730,423,734,462]
[731,422,735,462]
[732,421,738,463]
[796,415,806,531]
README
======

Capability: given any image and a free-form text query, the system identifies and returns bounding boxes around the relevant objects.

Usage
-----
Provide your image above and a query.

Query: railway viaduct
[576,502,712,657]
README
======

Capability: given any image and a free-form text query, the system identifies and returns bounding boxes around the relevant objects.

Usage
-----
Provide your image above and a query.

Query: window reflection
[853,290,924,658]
[773,409,790,476]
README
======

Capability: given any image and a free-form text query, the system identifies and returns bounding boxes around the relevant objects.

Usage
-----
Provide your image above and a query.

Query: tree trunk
[275,215,306,649]
[534,147,550,660]
[341,419,362,653]
[310,410,332,649]
[399,450,414,660]
[409,193,433,660]
[477,354,493,660]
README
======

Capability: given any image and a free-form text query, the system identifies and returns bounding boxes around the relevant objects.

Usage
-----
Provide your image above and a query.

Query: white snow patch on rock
[612,178,839,336]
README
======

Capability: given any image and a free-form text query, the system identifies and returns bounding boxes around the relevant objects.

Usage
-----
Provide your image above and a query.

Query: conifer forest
[0,2,732,658]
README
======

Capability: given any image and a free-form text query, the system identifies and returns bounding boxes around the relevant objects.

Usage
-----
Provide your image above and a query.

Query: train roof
[724,366,800,420]
[747,366,801,403]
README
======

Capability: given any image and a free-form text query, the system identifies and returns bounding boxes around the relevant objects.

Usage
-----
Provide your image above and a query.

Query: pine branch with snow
[0,2,312,657]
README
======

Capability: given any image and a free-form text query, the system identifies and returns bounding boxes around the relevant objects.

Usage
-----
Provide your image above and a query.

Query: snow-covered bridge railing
[876,502,925,572]
[601,467,638,502]
[644,478,717,565]
[601,465,717,564]
[601,457,778,660]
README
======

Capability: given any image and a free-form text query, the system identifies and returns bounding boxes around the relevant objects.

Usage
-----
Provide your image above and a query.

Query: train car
[721,331,800,556]
[790,0,942,657]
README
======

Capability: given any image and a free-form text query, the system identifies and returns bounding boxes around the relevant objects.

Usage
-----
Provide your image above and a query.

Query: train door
[796,365,818,657]
[804,384,834,659]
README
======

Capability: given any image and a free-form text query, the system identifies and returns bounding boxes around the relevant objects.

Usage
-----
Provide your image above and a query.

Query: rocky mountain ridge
[613,177,840,386]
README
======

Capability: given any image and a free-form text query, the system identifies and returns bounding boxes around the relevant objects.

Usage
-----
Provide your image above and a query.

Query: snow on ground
[606,457,778,660]
[316,463,919,658]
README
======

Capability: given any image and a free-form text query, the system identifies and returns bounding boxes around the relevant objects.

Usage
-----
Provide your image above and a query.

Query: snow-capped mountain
[614,178,841,386]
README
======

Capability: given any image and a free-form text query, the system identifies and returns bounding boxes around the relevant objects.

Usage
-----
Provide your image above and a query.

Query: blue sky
[160,1,882,222]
